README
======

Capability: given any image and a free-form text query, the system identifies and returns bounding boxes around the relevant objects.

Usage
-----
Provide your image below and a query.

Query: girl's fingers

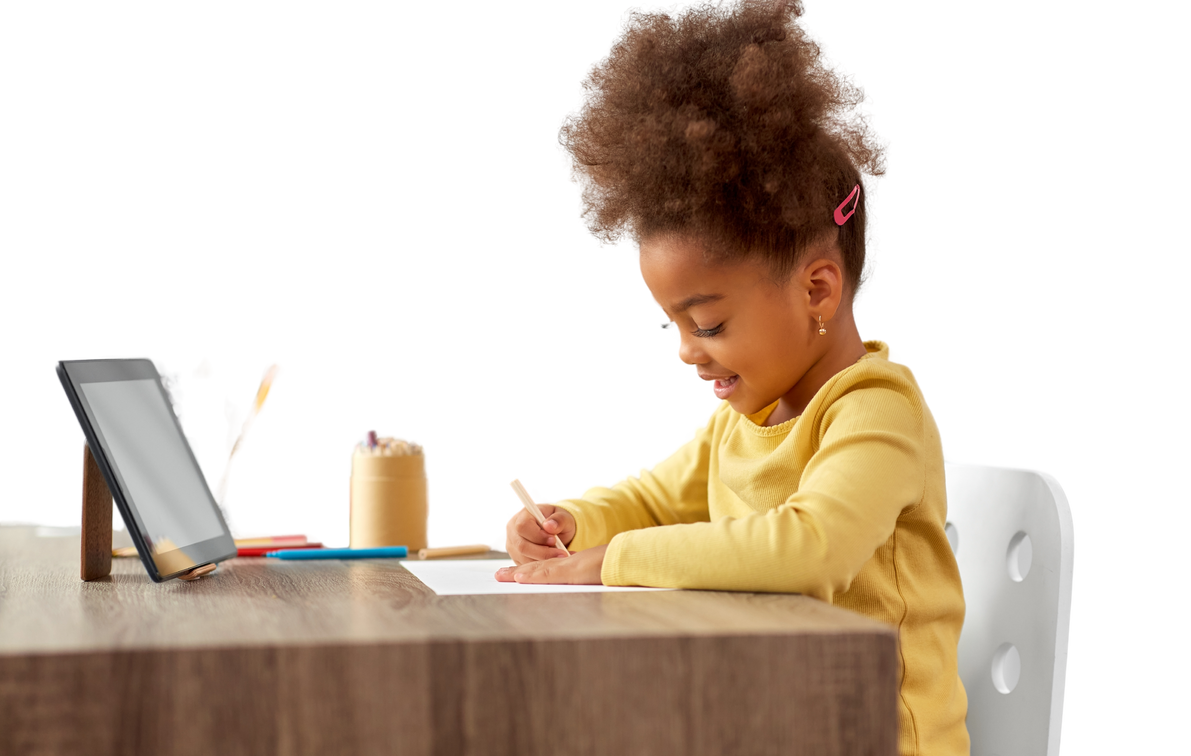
[510,559,560,584]
[515,537,568,564]
[497,563,545,582]
[543,511,575,543]
[506,507,572,562]
[496,555,563,583]
[517,514,557,546]
[513,563,552,583]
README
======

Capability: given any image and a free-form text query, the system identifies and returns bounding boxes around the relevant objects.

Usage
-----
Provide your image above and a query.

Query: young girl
[496,2,968,754]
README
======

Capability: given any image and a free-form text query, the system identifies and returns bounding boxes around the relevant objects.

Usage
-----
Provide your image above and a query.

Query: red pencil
[236,542,323,557]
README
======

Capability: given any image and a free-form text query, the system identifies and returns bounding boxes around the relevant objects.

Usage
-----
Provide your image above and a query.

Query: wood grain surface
[0,526,898,756]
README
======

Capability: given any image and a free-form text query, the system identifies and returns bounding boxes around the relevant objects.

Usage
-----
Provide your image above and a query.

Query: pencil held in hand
[510,479,568,558]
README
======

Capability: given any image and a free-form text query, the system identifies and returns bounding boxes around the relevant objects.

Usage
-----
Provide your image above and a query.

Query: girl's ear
[800,254,847,314]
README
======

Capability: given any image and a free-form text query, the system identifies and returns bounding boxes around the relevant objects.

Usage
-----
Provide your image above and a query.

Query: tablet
[57,359,236,582]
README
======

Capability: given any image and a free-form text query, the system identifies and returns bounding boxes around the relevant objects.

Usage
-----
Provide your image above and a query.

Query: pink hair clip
[833,184,860,226]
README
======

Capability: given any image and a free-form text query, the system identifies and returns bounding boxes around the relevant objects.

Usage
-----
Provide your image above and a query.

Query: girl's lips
[713,375,739,399]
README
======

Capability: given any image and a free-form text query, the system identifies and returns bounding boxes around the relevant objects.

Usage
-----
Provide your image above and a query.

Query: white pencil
[510,479,569,558]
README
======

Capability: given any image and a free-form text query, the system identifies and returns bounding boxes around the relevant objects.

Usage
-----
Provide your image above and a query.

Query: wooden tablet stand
[80,443,216,582]
[81,443,112,581]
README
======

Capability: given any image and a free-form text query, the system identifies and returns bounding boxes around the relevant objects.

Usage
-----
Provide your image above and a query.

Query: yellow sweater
[556,341,969,756]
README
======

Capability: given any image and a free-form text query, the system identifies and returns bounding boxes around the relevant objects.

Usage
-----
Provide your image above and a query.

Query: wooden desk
[0,526,897,755]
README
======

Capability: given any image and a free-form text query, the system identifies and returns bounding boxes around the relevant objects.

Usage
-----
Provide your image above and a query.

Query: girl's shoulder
[845,340,926,394]
[813,340,932,431]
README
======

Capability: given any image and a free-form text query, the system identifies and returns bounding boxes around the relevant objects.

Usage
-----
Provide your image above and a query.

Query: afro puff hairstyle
[560,0,884,293]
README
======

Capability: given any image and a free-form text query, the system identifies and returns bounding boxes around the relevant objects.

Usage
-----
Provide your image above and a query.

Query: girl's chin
[728,394,781,418]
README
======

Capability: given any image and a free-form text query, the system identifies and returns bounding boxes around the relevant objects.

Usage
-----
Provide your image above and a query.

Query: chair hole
[991,642,1021,694]
[1006,531,1033,582]
[944,521,958,553]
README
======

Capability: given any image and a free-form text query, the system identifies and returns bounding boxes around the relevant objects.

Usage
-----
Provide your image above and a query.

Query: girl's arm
[551,407,725,551]
[599,380,925,599]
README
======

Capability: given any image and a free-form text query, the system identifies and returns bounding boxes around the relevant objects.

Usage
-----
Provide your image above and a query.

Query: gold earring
[818,315,827,336]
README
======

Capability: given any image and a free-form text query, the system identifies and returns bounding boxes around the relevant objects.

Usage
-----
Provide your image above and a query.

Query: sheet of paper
[401,559,672,596]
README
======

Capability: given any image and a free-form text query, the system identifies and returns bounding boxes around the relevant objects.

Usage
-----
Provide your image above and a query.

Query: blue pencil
[265,546,408,560]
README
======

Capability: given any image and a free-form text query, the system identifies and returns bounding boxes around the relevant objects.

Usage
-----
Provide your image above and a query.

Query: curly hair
[559,0,884,292]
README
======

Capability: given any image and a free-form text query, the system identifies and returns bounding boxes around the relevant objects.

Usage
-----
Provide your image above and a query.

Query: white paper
[401,559,672,596]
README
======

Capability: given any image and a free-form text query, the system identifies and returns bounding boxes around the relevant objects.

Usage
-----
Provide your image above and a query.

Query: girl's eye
[657,319,719,340]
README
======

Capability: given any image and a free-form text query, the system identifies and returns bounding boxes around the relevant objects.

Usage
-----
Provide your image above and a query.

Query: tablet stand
[80,443,218,582]
[81,443,112,581]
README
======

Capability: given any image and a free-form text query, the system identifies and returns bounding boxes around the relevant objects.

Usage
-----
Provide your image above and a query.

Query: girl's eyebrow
[673,293,724,313]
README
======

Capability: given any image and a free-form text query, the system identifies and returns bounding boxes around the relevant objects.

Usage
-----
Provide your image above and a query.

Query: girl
[497,2,968,754]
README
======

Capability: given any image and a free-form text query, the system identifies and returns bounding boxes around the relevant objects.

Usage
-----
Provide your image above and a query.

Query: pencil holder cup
[349,448,427,551]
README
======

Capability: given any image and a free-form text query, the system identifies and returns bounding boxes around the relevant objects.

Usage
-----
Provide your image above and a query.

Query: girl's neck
[763,312,868,427]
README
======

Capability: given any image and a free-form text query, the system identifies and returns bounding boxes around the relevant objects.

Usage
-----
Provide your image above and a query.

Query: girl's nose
[678,333,706,366]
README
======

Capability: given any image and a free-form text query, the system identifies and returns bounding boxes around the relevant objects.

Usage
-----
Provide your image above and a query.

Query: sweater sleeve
[552,409,719,551]
[599,378,926,599]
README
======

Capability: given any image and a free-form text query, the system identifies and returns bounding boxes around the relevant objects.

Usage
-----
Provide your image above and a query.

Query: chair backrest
[944,463,1074,756]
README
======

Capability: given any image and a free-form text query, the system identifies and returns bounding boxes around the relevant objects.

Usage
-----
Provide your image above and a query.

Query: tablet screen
[79,379,226,555]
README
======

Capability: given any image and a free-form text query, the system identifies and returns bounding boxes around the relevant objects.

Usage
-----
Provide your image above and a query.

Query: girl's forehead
[640,238,717,288]
[639,237,770,309]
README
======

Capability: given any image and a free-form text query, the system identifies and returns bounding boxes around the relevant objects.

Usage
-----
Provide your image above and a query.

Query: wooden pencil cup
[350,451,427,551]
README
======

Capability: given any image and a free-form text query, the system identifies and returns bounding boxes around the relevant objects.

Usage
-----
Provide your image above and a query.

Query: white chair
[944,463,1074,756]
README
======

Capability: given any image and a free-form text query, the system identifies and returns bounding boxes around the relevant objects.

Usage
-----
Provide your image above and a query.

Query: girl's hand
[505,504,576,565]
[495,544,608,585]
